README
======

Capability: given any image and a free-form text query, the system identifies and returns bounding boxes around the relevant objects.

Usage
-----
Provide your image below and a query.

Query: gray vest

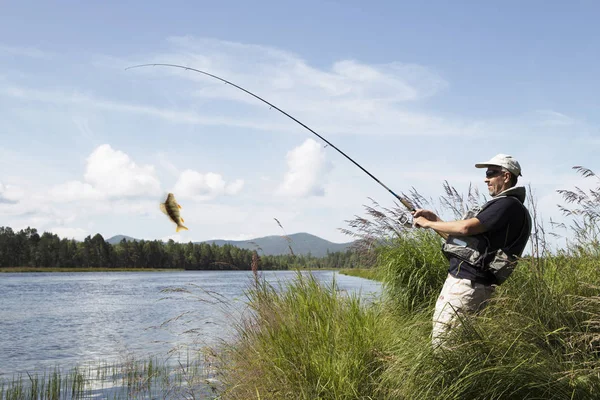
[442,187,532,284]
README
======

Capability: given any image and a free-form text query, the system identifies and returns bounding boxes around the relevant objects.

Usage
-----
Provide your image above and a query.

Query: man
[413,154,532,348]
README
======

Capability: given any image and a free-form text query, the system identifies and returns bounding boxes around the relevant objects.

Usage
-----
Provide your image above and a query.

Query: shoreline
[0,267,185,273]
[0,267,344,273]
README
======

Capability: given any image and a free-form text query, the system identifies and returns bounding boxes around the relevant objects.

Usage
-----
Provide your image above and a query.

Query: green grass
[219,233,600,399]
[338,268,382,281]
[0,355,221,400]
[219,272,391,399]
[376,249,600,400]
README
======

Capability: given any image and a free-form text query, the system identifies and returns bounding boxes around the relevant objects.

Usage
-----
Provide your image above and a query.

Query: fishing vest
[441,188,532,285]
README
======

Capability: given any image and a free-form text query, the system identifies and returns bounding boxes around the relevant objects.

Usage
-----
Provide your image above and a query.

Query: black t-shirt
[448,196,530,284]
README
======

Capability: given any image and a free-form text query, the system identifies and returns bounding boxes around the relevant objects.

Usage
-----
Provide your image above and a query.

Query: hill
[205,232,353,257]
[106,232,354,257]
[105,235,138,245]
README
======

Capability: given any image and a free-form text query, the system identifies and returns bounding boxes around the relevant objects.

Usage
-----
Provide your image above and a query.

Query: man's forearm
[425,220,477,237]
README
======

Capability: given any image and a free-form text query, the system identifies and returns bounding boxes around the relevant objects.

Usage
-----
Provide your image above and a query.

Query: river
[0,270,381,378]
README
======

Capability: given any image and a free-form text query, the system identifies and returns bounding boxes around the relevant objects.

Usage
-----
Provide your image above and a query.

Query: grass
[218,167,600,399]
[219,272,389,399]
[0,354,221,400]
[337,268,382,281]
[217,242,600,400]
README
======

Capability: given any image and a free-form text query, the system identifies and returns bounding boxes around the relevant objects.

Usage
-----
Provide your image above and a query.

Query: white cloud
[49,181,102,202]
[143,37,454,136]
[49,144,161,202]
[85,144,161,198]
[225,179,244,195]
[0,44,51,59]
[331,60,446,101]
[277,138,330,197]
[1,83,293,132]
[172,169,244,200]
[22,36,456,138]
[48,227,88,241]
[0,182,24,203]
[533,110,577,127]
[160,233,187,243]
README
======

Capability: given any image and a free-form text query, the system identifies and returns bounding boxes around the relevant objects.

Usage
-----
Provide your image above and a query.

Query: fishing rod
[126,63,416,215]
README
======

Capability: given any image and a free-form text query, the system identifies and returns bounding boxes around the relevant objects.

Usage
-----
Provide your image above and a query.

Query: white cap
[475,154,522,177]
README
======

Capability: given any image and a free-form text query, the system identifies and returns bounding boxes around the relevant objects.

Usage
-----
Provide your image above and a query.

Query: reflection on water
[0,270,381,377]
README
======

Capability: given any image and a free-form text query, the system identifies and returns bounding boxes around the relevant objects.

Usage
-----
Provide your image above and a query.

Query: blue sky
[0,1,598,246]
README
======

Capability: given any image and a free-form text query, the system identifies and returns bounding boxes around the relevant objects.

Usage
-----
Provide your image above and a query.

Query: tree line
[0,226,361,270]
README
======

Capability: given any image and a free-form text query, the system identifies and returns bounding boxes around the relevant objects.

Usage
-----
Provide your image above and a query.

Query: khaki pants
[432,274,495,349]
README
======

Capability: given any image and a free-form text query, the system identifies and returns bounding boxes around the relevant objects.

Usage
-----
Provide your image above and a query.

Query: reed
[219,272,391,399]
[220,166,600,399]
[0,354,220,400]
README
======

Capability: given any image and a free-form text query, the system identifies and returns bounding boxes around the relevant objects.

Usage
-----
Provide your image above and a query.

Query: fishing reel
[398,212,414,228]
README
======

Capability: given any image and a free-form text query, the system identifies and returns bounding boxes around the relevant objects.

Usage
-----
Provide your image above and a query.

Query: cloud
[164,36,447,101]
[278,139,331,197]
[172,169,244,200]
[0,36,461,138]
[85,144,161,197]
[1,84,293,132]
[0,182,24,204]
[47,227,88,241]
[3,38,594,145]
[49,181,103,202]
[225,179,245,195]
[138,37,455,136]
[0,44,52,59]
[532,110,577,127]
[49,144,161,202]
[160,233,187,243]
[331,60,446,101]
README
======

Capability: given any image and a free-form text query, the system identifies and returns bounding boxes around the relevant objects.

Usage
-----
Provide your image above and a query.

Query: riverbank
[338,267,381,281]
[0,266,343,273]
[0,267,184,273]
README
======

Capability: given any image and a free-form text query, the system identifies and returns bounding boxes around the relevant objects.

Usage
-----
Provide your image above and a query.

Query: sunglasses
[485,169,504,178]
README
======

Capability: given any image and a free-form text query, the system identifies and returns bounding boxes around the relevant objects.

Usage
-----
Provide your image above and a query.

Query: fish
[160,193,188,232]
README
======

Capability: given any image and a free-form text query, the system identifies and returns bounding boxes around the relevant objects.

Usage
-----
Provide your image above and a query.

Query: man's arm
[414,215,487,238]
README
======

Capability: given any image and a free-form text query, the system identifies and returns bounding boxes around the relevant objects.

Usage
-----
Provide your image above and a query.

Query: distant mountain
[204,232,354,257]
[106,234,139,245]
[105,232,354,257]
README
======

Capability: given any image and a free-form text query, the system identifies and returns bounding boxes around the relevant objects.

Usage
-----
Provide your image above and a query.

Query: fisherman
[412,154,532,348]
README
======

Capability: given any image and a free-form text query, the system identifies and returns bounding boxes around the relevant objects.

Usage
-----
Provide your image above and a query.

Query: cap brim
[475,162,522,176]
[474,162,501,169]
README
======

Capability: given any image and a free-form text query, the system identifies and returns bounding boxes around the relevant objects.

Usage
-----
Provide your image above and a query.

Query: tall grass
[0,355,220,400]
[377,229,447,313]
[220,272,390,399]
[221,167,600,399]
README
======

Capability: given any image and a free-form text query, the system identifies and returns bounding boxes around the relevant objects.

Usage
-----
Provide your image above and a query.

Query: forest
[0,226,360,270]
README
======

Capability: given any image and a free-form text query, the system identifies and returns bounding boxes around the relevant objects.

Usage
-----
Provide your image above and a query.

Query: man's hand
[413,216,431,229]
[412,209,440,228]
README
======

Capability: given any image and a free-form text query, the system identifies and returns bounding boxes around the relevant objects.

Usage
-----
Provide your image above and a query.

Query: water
[0,270,381,378]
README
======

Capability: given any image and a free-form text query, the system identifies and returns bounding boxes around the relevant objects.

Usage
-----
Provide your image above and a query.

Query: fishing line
[126,63,416,216]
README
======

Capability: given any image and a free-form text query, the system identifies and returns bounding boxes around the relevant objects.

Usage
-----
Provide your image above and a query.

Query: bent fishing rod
[126,63,416,214]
